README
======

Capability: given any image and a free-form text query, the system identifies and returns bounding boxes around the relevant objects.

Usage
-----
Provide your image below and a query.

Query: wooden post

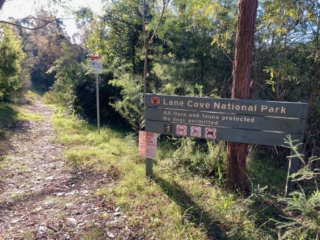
[96,74,100,134]
[146,158,153,177]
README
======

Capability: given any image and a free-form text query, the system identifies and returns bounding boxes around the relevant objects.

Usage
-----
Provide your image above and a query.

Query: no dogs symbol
[205,128,217,139]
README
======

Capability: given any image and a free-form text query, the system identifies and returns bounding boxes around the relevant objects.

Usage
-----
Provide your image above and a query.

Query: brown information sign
[145,94,308,146]
[146,94,308,118]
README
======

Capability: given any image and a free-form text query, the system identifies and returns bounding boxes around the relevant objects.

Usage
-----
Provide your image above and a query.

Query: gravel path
[0,99,132,239]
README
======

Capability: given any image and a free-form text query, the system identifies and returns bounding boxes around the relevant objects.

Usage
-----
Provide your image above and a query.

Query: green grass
[0,95,44,162]
[17,110,45,122]
[51,111,283,239]
[0,101,45,124]
[0,102,19,124]
[2,92,316,239]
[0,95,290,239]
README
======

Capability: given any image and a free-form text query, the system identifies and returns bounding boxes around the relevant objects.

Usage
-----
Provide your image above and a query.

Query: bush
[274,136,320,239]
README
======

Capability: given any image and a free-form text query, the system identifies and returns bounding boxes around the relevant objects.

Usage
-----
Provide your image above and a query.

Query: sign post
[144,93,308,192]
[90,56,103,134]
[96,75,100,134]
[139,131,157,177]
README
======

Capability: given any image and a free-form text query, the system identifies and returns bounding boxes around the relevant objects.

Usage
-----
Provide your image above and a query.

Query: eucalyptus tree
[152,0,237,97]
[225,0,258,193]
[23,9,69,91]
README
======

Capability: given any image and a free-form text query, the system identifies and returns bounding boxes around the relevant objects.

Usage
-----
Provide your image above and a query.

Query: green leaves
[0,24,25,100]
[275,135,320,239]
[109,73,144,131]
[276,190,320,239]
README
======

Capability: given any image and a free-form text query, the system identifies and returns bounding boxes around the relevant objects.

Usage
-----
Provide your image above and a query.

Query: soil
[0,98,138,239]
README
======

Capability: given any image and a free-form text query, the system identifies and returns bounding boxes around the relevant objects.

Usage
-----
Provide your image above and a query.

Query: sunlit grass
[51,110,278,239]
[17,111,45,121]
[0,101,45,123]
[0,96,281,239]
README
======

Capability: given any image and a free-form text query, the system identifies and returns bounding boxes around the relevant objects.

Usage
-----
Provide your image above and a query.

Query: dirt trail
[0,99,131,239]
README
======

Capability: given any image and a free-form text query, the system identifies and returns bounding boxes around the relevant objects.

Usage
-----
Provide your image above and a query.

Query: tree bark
[0,0,5,10]
[226,0,258,194]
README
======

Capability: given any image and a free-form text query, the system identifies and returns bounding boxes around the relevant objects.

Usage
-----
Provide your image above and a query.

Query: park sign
[145,94,308,147]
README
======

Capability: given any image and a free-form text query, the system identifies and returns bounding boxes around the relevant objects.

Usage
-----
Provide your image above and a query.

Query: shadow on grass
[245,147,290,238]
[0,103,21,159]
[0,101,36,161]
[155,177,226,239]
[0,103,19,125]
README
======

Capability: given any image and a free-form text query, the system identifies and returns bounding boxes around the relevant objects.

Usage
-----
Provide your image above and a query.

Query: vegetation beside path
[43,93,286,239]
[1,91,319,239]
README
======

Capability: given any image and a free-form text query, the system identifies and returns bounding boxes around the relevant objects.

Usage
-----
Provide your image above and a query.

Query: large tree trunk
[226,0,258,194]
[0,0,5,10]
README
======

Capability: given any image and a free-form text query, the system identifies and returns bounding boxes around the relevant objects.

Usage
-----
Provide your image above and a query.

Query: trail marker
[90,56,103,74]
[90,56,103,134]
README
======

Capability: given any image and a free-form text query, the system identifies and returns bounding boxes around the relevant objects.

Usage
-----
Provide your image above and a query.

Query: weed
[80,227,106,240]
[272,136,320,239]
[21,229,34,240]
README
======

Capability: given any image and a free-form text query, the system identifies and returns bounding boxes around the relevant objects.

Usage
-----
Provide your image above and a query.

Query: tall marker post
[90,56,103,134]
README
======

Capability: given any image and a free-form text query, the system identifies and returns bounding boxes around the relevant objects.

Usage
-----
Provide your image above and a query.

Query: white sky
[0,0,102,36]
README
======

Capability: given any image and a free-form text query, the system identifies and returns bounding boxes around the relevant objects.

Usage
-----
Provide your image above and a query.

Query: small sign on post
[139,131,157,177]
[90,56,103,134]
[90,56,103,74]
[139,131,157,159]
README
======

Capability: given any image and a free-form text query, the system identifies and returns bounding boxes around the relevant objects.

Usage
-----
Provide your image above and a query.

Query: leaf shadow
[155,177,227,239]
[0,104,30,159]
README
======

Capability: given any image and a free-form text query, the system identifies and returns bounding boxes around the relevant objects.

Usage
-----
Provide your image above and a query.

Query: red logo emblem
[205,128,216,139]
[151,97,160,105]
[176,125,187,136]
[190,126,201,137]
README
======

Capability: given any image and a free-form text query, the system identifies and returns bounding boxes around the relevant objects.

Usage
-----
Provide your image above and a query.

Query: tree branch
[148,0,170,45]
[0,19,56,30]
[252,81,277,100]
